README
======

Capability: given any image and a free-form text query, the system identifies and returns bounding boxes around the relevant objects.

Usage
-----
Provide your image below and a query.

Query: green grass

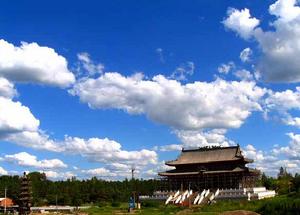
[81,194,300,215]
[81,203,182,215]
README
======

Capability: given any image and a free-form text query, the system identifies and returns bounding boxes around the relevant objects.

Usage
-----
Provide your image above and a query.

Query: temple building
[159,145,260,190]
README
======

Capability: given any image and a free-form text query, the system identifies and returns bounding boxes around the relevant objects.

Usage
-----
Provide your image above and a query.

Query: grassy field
[82,202,183,215]
[81,194,300,215]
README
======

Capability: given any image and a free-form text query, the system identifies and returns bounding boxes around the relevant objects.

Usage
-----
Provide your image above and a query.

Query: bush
[111,201,121,207]
[258,198,300,215]
[97,201,107,207]
[141,200,160,208]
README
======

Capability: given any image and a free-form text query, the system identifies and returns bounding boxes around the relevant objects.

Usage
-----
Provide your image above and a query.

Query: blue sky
[0,0,300,179]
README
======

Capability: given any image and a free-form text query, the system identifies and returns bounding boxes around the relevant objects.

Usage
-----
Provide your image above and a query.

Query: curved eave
[158,171,201,176]
[165,157,244,166]
[244,158,254,163]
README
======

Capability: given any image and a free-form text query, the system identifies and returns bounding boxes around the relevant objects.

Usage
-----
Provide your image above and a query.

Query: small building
[0,197,14,207]
[159,145,259,190]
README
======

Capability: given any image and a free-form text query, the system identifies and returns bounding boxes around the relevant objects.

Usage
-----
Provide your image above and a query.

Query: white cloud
[0,167,8,175]
[0,39,75,87]
[175,129,234,148]
[273,133,300,159]
[4,131,62,152]
[82,167,117,178]
[70,72,265,131]
[218,62,235,74]
[269,0,300,22]
[170,62,195,81]
[42,170,75,180]
[283,116,300,128]
[0,98,40,134]
[265,87,300,127]
[141,160,175,179]
[224,1,300,83]
[3,132,157,175]
[223,8,260,39]
[158,144,182,152]
[0,77,16,98]
[240,47,252,62]
[77,52,104,76]
[254,10,300,82]
[266,87,300,110]
[63,136,157,166]
[243,143,300,176]
[234,69,254,81]
[4,152,67,169]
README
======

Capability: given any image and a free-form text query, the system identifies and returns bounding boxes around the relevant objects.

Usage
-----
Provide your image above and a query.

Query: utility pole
[4,187,7,214]
[56,194,58,213]
[131,167,135,180]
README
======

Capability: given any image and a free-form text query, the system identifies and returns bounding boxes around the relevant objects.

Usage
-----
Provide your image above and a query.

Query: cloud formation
[0,98,40,135]
[265,87,300,128]
[0,78,16,99]
[70,72,265,131]
[240,48,252,62]
[0,167,8,175]
[3,152,67,169]
[224,0,300,83]
[77,52,104,76]
[223,8,260,39]
[0,39,75,87]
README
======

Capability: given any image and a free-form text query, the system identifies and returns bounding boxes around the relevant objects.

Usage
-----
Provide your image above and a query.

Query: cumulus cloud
[0,78,16,98]
[3,152,67,169]
[254,0,300,83]
[170,62,195,81]
[70,72,265,131]
[157,144,182,152]
[77,52,104,76]
[240,48,252,62]
[0,167,8,175]
[224,0,300,83]
[269,0,300,22]
[243,143,300,176]
[82,167,117,178]
[4,131,62,152]
[63,136,157,166]
[175,129,235,148]
[273,133,300,160]
[217,61,235,74]
[223,8,260,39]
[234,69,254,81]
[265,87,300,127]
[42,170,75,180]
[0,39,75,87]
[0,98,40,135]
[3,131,158,175]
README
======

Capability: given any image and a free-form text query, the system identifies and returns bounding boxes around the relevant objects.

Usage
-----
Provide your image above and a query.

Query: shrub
[97,201,107,207]
[257,198,300,215]
[141,200,161,208]
[111,201,121,207]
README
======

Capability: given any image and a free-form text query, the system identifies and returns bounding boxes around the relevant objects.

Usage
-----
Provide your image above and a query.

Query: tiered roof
[159,145,257,177]
[165,145,252,166]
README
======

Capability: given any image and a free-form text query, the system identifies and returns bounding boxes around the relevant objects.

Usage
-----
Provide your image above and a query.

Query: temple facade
[159,145,259,190]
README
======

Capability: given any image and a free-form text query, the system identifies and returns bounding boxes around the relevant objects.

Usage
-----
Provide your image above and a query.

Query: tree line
[0,168,299,207]
[0,172,161,206]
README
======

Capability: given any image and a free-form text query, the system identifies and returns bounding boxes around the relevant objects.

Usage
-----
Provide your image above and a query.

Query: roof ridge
[182,145,239,152]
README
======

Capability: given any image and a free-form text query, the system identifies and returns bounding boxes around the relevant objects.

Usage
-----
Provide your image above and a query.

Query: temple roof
[165,145,252,166]
[158,167,259,177]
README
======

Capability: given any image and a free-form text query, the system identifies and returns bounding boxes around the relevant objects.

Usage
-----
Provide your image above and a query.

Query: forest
[0,168,299,207]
